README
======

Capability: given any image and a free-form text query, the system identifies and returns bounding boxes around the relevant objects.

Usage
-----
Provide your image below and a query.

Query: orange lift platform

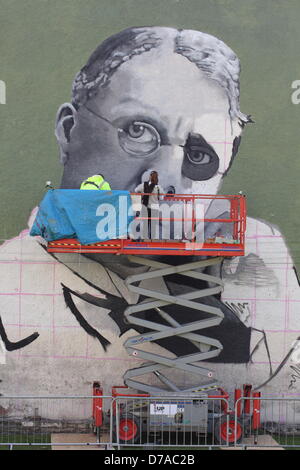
[47,193,246,257]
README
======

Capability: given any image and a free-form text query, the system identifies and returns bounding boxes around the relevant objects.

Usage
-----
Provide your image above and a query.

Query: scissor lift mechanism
[48,193,246,394]
[122,255,224,394]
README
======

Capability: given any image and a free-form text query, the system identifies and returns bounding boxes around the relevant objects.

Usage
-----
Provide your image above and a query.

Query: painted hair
[72,26,251,125]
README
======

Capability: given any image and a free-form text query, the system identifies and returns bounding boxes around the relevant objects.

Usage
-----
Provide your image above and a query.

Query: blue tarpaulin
[30,189,134,244]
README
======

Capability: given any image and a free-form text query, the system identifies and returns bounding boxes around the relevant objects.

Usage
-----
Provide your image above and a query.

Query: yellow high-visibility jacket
[80,175,111,190]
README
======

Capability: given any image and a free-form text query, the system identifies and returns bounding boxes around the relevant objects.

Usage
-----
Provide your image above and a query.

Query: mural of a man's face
[56,30,243,195]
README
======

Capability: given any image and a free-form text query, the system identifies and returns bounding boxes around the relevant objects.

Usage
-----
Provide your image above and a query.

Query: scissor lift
[47,193,260,445]
[48,193,246,393]
[92,383,261,446]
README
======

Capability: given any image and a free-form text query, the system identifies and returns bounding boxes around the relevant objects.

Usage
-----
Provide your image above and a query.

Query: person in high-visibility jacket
[80,174,111,190]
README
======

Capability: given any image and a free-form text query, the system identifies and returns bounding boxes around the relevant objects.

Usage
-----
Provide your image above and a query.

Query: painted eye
[118,121,161,156]
[186,150,211,165]
[128,123,146,138]
[182,133,220,181]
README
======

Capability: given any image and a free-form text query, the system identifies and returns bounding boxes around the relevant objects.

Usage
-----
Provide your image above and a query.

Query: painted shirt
[0,210,299,401]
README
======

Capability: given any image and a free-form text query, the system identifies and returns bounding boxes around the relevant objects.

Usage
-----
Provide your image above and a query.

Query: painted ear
[55,103,78,164]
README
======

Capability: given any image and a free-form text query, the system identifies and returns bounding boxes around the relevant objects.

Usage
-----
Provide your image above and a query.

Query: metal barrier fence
[233,396,300,449]
[0,395,300,449]
[0,395,231,449]
[0,396,114,450]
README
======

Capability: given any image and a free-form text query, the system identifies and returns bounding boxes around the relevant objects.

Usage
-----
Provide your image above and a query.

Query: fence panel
[0,396,112,450]
[234,397,300,449]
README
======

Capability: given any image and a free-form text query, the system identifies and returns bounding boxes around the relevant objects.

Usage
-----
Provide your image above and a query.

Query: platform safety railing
[46,193,246,256]
[129,192,246,246]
